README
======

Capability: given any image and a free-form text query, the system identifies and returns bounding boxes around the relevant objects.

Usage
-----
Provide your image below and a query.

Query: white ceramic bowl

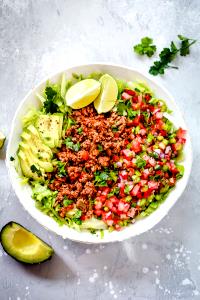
[6,63,192,243]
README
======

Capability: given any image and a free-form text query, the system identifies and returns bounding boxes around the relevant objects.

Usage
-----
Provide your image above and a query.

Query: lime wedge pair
[65,74,118,114]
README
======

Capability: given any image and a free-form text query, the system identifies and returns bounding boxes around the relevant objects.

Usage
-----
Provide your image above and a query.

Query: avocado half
[0,222,54,264]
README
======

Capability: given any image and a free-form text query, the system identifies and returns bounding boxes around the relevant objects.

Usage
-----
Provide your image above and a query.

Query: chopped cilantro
[134,37,157,57]
[57,161,67,177]
[64,137,80,152]
[72,209,82,225]
[63,198,73,206]
[97,144,103,151]
[112,127,119,132]
[10,156,15,161]
[77,127,83,134]
[30,164,42,177]
[94,170,118,186]
[108,187,120,197]
[66,118,76,129]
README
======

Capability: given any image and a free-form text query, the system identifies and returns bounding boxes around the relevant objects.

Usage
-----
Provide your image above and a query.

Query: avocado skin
[0,221,54,265]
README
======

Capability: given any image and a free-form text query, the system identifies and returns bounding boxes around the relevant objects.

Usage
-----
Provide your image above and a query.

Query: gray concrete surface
[0,0,200,299]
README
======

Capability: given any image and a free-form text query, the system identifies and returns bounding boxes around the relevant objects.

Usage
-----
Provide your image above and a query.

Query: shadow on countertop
[21,253,75,281]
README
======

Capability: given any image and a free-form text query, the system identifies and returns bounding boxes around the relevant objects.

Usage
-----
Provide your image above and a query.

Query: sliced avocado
[36,114,63,148]
[19,141,51,162]
[18,150,43,180]
[0,131,6,149]
[19,145,53,173]
[23,125,53,158]
[0,222,54,264]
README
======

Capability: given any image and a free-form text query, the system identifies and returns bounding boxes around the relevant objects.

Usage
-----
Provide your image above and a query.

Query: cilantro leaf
[149,35,196,76]
[64,137,80,152]
[178,35,197,56]
[134,37,157,57]
[30,164,42,177]
[43,86,59,113]
[94,170,118,186]
[63,198,73,207]
[72,209,82,225]
[57,161,67,177]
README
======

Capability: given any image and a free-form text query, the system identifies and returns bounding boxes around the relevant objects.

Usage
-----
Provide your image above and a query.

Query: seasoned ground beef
[48,104,130,216]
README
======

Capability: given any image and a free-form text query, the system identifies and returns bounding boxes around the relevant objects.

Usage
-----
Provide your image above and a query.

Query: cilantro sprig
[149,35,196,76]
[134,37,157,57]
[64,137,80,152]
[44,86,59,114]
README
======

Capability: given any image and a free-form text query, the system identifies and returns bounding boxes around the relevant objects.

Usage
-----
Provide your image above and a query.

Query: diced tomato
[122,92,132,100]
[149,157,156,167]
[176,128,186,139]
[113,155,119,162]
[95,201,102,210]
[105,200,113,210]
[130,184,140,196]
[142,168,150,179]
[143,189,152,198]
[155,112,163,119]
[115,224,122,231]
[107,219,114,226]
[109,196,118,204]
[139,128,147,136]
[160,130,167,137]
[101,187,110,196]
[94,209,102,217]
[131,140,141,153]
[127,207,136,218]
[132,115,141,126]
[145,93,151,101]
[95,195,106,202]
[124,89,136,96]
[148,181,159,190]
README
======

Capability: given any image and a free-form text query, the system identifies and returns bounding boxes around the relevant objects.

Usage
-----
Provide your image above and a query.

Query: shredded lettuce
[22,108,40,128]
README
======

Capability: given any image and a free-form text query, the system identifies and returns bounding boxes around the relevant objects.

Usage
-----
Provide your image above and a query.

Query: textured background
[0,0,200,299]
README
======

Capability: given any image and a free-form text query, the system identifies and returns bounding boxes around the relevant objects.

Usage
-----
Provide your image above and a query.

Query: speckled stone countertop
[0,1,200,299]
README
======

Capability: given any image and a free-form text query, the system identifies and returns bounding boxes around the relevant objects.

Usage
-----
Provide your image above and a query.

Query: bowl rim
[6,62,193,243]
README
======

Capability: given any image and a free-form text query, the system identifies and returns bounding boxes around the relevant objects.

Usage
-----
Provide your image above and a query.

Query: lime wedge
[94,74,118,114]
[65,79,101,109]
[0,131,6,149]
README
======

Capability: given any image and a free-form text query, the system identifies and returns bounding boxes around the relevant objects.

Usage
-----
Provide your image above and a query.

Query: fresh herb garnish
[149,35,196,75]
[30,164,42,177]
[97,144,103,151]
[94,170,118,186]
[44,86,59,113]
[63,198,73,206]
[57,161,67,177]
[10,156,15,161]
[77,127,83,134]
[178,35,197,56]
[66,118,76,129]
[72,209,82,225]
[64,137,80,152]
[108,187,120,197]
[134,37,157,57]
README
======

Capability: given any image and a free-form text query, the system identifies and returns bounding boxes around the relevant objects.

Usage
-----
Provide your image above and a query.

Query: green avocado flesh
[18,113,63,180]
[0,222,54,264]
